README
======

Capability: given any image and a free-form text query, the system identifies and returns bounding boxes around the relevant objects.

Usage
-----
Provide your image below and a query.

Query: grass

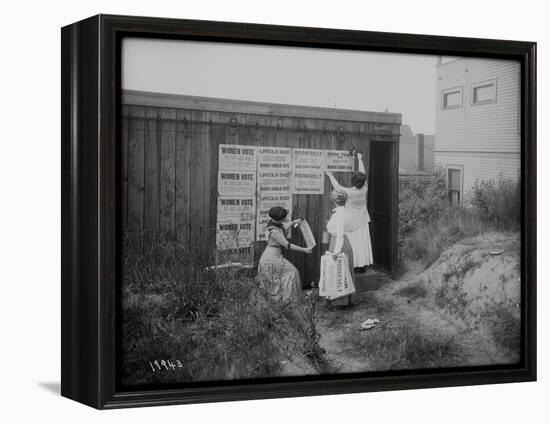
[481,303,521,354]
[401,206,488,268]
[342,318,461,371]
[395,280,428,300]
[121,232,326,386]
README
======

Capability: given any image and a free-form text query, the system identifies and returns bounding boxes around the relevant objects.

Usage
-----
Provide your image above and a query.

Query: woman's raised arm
[326,171,343,190]
[357,152,366,174]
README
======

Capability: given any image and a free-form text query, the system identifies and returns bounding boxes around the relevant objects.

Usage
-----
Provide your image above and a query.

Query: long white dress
[327,159,374,267]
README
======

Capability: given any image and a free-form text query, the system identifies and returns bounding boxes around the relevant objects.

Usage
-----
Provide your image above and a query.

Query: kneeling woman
[258,206,312,302]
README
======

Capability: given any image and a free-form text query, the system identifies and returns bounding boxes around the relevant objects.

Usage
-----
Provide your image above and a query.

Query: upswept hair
[331,189,348,206]
[268,206,288,221]
[351,172,367,188]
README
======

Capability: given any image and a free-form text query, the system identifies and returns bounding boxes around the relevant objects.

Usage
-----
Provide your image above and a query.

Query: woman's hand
[302,247,313,254]
[357,152,363,161]
[291,218,303,226]
[325,171,333,177]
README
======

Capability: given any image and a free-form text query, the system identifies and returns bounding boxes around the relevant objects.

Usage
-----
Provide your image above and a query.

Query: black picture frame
[61,14,537,409]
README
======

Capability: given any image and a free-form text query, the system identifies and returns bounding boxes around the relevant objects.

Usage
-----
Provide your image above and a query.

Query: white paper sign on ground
[325,150,355,172]
[293,148,325,171]
[256,192,292,241]
[217,170,256,195]
[292,171,325,194]
[218,144,257,171]
[298,220,316,249]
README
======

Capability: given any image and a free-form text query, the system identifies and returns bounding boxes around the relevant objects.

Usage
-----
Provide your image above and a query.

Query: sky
[122,38,439,134]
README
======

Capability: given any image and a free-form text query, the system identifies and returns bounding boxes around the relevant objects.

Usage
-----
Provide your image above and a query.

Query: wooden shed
[121,90,401,285]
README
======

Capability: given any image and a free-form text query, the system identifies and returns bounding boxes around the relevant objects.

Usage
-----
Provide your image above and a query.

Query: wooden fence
[121,91,401,281]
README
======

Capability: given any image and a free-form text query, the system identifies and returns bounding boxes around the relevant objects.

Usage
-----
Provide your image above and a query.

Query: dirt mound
[394,231,521,361]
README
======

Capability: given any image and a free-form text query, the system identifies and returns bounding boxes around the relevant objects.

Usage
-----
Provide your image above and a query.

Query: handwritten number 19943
[149,359,183,372]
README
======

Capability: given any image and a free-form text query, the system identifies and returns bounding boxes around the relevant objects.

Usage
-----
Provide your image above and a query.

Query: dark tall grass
[120,233,324,386]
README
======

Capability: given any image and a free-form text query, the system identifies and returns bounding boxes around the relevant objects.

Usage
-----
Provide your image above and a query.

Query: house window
[441,87,463,110]
[447,167,462,205]
[471,79,497,105]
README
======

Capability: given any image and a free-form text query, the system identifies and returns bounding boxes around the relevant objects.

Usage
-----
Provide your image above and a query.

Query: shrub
[468,176,520,230]
[398,171,520,269]
[399,167,448,238]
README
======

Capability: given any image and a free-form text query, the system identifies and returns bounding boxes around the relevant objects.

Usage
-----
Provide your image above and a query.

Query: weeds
[121,232,325,386]
[480,302,521,354]
[468,176,520,230]
[296,290,327,371]
[399,170,520,270]
[343,319,461,371]
[434,281,470,321]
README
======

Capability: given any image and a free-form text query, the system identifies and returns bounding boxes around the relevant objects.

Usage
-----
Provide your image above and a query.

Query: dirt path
[316,281,510,374]
[315,233,520,374]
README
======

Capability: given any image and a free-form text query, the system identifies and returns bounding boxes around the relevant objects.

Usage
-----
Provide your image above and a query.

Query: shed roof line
[122,90,402,125]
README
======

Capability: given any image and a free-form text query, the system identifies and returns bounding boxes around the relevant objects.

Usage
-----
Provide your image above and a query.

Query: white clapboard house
[435,57,521,204]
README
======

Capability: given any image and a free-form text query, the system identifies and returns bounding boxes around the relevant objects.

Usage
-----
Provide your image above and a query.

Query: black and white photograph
[2,0,546,421]
[119,38,523,387]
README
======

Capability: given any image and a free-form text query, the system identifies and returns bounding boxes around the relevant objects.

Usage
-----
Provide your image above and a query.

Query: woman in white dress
[326,152,373,271]
[326,190,357,306]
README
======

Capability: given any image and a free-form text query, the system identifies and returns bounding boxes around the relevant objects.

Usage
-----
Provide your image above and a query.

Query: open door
[367,141,396,271]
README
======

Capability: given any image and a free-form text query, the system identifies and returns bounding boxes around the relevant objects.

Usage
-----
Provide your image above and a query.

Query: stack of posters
[216,145,257,266]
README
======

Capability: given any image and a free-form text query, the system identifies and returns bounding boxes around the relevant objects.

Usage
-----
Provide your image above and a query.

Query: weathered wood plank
[127,106,145,235]
[175,109,192,244]
[144,107,159,241]
[159,108,177,241]
[204,111,216,246]
[121,105,129,233]
[190,110,206,241]
[308,129,322,285]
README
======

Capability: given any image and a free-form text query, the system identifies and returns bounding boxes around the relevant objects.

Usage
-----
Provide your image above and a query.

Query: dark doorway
[368,141,395,271]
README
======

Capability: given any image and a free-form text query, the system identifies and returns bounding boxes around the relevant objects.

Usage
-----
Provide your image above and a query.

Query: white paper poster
[293,148,325,171]
[257,169,292,193]
[216,221,255,250]
[292,171,325,194]
[217,196,256,222]
[298,220,316,249]
[218,144,257,171]
[217,170,256,195]
[257,147,292,192]
[256,193,293,241]
[216,194,256,267]
[215,244,255,267]
[257,147,292,171]
[325,150,355,172]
